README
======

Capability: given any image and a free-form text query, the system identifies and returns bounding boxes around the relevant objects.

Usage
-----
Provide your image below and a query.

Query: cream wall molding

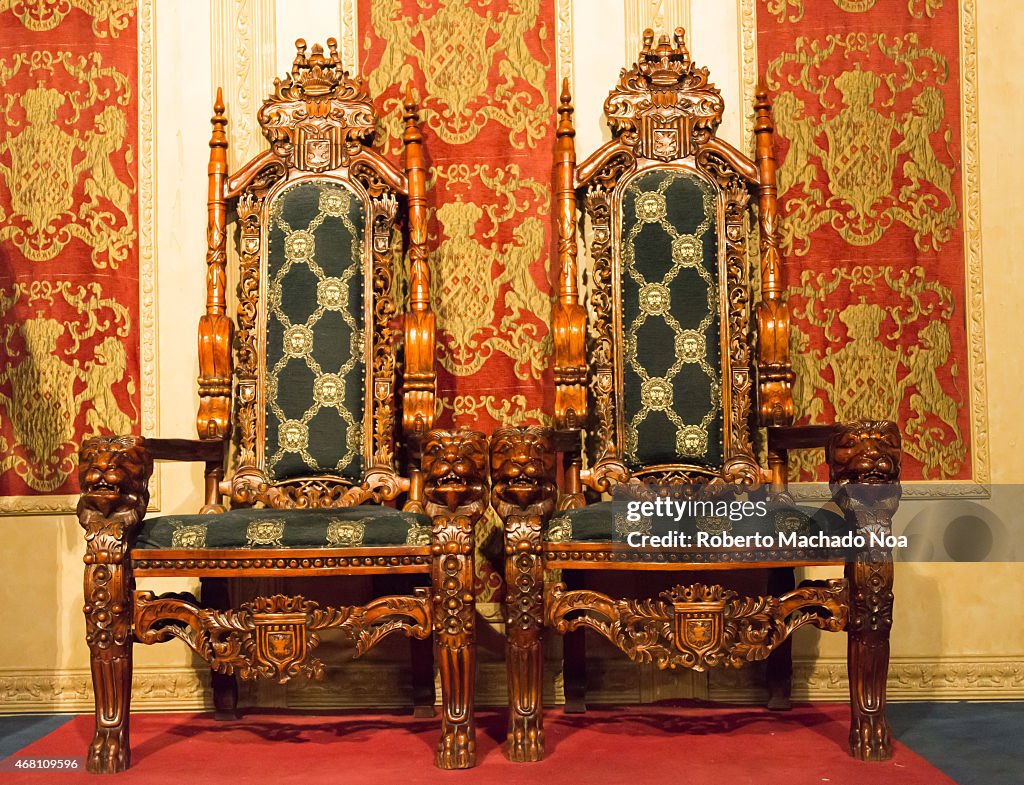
[210,0,278,171]
[625,0,691,62]
[4,656,1021,713]
[339,0,356,74]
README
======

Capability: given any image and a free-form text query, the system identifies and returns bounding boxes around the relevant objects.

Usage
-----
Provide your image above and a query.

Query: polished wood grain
[76,39,481,774]
[493,29,904,765]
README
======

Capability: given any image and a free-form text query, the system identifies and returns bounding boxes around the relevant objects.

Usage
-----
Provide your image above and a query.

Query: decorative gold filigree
[789,265,963,479]
[0,0,134,36]
[765,33,958,254]
[366,0,550,153]
[0,50,135,268]
[0,281,136,492]
[430,163,552,382]
[764,0,943,22]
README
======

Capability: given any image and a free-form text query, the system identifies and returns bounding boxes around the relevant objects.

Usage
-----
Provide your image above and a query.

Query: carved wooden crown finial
[402,83,420,128]
[603,27,724,160]
[639,27,692,87]
[258,37,376,173]
[557,77,574,136]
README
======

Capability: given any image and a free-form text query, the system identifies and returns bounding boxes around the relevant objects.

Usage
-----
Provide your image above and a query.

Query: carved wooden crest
[250,597,310,682]
[257,38,376,172]
[603,28,725,160]
[667,585,727,658]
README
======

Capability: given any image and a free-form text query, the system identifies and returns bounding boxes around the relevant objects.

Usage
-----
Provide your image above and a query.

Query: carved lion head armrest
[490,426,558,520]
[77,435,154,541]
[422,429,489,520]
[826,421,902,531]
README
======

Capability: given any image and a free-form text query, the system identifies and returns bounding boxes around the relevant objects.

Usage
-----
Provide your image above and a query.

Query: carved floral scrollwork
[133,591,431,684]
[603,28,725,160]
[546,580,848,672]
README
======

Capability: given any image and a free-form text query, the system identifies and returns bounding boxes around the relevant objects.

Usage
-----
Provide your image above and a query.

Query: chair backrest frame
[196,38,435,509]
[554,29,794,489]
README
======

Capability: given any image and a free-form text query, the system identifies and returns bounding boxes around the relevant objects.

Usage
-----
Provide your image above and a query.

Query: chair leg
[84,556,134,773]
[846,557,894,761]
[411,634,436,718]
[201,577,240,720]
[562,570,587,714]
[433,524,476,769]
[505,514,544,761]
[766,567,794,710]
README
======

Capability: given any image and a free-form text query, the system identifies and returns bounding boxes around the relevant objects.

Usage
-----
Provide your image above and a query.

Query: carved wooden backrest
[197,39,435,508]
[554,29,792,488]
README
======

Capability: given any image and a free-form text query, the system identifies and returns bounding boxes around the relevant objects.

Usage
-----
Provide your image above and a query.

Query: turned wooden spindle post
[754,82,794,488]
[552,78,587,430]
[402,84,436,439]
[196,88,232,505]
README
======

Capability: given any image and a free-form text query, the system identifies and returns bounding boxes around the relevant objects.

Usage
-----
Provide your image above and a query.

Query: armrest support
[767,424,839,452]
[421,428,487,758]
[146,438,226,463]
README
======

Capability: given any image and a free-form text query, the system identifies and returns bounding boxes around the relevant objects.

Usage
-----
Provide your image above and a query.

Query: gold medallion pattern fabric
[0,1,140,501]
[620,170,723,470]
[263,180,365,482]
[756,0,972,481]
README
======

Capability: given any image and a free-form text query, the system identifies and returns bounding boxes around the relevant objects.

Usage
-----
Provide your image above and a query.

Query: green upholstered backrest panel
[620,169,723,470]
[264,179,365,482]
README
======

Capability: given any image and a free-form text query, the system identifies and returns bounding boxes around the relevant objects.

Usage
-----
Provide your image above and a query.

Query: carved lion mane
[422,430,488,512]
[77,435,152,521]
[826,421,901,486]
[490,426,556,511]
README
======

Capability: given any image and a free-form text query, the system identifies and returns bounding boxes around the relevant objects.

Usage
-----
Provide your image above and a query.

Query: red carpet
[2,704,955,785]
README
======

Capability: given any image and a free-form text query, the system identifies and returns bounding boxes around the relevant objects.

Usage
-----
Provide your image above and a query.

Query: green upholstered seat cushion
[545,500,846,547]
[264,180,366,483]
[619,169,723,471]
[134,506,432,550]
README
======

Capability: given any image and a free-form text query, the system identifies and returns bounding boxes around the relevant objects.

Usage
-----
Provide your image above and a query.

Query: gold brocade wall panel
[748,0,986,490]
[0,0,154,513]
[360,0,558,600]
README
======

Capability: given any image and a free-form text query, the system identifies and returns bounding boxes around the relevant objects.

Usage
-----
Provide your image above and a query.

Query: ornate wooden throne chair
[77,39,487,774]
[491,29,902,763]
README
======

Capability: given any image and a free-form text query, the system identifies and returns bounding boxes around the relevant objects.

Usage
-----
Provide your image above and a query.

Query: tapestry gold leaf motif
[788,265,964,480]
[0,280,136,492]
[430,163,551,381]
[366,0,550,153]
[764,0,943,22]
[0,0,134,36]
[765,33,958,255]
[0,49,135,268]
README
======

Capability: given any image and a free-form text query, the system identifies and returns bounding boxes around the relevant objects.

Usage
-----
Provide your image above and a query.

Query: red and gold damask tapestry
[360,0,557,598]
[0,1,141,509]
[754,0,980,484]
[360,0,556,433]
